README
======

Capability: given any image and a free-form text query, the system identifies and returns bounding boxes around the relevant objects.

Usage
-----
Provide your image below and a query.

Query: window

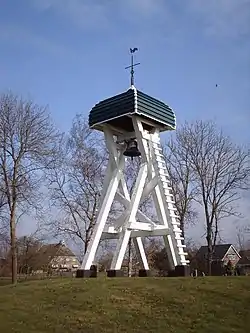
[227,254,236,261]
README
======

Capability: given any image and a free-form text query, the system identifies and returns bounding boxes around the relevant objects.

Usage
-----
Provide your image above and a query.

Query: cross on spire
[125,47,140,87]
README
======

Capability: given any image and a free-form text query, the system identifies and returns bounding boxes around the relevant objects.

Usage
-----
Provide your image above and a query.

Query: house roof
[238,250,250,266]
[30,243,77,269]
[0,258,7,266]
[196,244,240,260]
[89,86,176,132]
[39,243,75,257]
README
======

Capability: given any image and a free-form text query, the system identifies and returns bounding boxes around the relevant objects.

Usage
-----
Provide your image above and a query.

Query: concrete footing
[168,265,190,277]
[106,270,124,277]
[76,265,97,278]
[138,269,152,277]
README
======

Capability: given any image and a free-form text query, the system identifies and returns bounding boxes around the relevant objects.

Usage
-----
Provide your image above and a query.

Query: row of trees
[165,121,250,274]
[0,92,249,282]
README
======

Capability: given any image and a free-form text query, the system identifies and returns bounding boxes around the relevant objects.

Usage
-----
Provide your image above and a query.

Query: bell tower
[78,49,189,277]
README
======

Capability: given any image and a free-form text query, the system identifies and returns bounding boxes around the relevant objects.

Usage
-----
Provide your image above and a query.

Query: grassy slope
[0,277,249,333]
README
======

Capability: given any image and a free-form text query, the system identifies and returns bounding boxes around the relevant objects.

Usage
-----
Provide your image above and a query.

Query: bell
[123,139,141,159]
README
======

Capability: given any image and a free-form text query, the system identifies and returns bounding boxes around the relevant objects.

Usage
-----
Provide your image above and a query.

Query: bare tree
[236,225,250,251]
[0,231,9,258]
[16,234,43,275]
[48,115,107,254]
[0,175,7,222]
[172,121,250,274]
[0,92,59,283]
[163,137,198,237]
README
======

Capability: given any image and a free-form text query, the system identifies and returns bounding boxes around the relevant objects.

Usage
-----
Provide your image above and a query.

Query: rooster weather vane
[125,47,140,86]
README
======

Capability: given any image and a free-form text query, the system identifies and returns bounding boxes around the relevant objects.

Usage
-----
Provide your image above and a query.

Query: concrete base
[76,265,97,278]
[175,265,190,277]
[107,270,124,277]
[168,265,190,277]
[138,269,152,277]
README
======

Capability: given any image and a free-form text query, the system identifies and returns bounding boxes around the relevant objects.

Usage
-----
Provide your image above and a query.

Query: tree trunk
[180,217,185,238]
[128,239,132,277]
[10,210,17,284]
[84,241,88,255]
[206,236,213,276]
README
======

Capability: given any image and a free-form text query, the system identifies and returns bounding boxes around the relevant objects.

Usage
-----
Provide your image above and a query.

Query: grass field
[0,277,249,333]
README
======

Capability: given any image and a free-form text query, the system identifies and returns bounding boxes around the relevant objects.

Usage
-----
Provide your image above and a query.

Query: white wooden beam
[110,163,148,270]
[115,191,155,226]
[101,227,171,240]
[81,129,125,270]
[133,238,149,270]
[128,221,156,231]
[141,176,158,200]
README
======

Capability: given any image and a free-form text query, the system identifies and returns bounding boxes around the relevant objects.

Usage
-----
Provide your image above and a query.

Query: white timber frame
[81,116,189,271]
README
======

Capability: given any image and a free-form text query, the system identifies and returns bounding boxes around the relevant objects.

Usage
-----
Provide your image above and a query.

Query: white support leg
[81,128,125,270]
[81,166,123,269]
[133,237,149,270]
[98,158,113,203]
[110,229,131,270]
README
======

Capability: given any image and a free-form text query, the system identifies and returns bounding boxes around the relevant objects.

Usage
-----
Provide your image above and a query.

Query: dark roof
[238,250,250,266]
[39,243,75,257]
[30,243,77,269]
[196,244,237,260]
[89,86,176,132]
[0,258,7,266]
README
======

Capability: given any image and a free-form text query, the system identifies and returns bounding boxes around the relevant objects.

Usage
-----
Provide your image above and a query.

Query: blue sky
[0,0,249,245]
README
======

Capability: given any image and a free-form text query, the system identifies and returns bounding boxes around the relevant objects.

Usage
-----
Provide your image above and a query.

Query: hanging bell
[123,139,141,159]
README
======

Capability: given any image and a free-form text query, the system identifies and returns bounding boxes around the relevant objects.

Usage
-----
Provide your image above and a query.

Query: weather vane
[125,47,140,86]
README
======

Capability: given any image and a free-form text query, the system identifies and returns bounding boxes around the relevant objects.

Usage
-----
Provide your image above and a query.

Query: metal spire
[125,47,140,87]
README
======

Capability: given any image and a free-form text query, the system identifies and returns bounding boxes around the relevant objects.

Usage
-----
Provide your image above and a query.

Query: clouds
[30,0,110,30]
[186,0,250,38]
[29,0,168,30]
[0,23,78,59]
[125,0,166,16]
[28,0,250,40]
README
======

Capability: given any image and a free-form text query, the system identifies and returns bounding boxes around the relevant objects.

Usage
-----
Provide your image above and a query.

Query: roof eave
[90,113,175,132]
[222,244,241,261]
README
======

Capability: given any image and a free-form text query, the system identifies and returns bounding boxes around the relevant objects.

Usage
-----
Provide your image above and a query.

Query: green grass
[0,277,11,286]
[0,277,249,333]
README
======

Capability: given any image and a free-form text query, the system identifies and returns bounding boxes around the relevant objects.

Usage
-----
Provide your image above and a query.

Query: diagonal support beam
[141,176,158,201]
[103,127,149,270]
[133,237,149,270]
[115,192,155,226]
[110,163,148,270]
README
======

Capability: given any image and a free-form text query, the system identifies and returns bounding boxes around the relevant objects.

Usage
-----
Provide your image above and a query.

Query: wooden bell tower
[78,49,189,277]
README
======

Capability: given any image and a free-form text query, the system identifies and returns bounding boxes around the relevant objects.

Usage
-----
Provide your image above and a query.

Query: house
[0,258,7,270]
[195,244,241,275]
[1,240,80,275]
[0,258,10,277]
[237,250,250,275]
[37,242,80,272]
